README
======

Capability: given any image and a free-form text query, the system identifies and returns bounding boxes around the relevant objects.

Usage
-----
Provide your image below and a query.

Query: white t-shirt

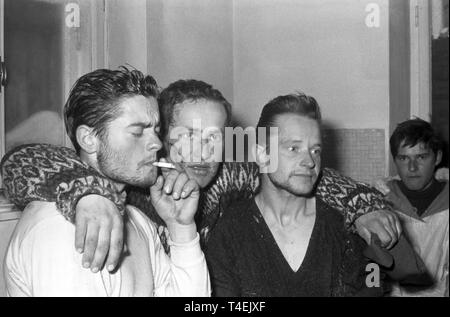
[4,201,210,297]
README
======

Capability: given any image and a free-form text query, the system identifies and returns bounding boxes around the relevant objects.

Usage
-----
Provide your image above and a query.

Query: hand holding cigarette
[149,158,199,243]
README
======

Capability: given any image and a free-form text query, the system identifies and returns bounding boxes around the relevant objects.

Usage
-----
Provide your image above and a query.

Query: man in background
[377,118,448,296]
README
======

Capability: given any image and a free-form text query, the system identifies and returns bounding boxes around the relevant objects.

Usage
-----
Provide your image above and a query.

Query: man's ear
[252,143,270,167]
[76,125,99,154]
[435,150,443,167]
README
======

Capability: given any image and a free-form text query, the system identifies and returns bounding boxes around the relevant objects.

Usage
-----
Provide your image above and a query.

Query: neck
[419,177,438,192]
[400,177,437,194]
[79,151,126,192]
[256,175,313,227]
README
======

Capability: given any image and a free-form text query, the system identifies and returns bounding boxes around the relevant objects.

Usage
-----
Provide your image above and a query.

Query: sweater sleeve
[151,230,211,297]
[132,206,211,297]
[316,168,391,231]
[0,143,125,222]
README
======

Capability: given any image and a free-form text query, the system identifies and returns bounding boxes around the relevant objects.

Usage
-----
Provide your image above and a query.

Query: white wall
[105,0,408,180]
[233,0,390,129]
[107,0,148,71]
[106,0,234,106]
[107,0,392,130]
[147,0,234,103]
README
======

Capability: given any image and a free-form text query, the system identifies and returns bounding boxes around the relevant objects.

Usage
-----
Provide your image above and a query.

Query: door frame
[1,0,5,177]
[410,0,432,121]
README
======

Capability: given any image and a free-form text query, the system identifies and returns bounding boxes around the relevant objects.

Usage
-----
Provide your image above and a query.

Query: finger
[394,214,403,239]
[81,224,100,270]
[375,228,392,248]
[380,212,397,239]
[105,216,124,272]
[388,213,399,236]
[180,179,200,199]
[74,216,88,253]
[357,226,372,245]
[90,224,112,273]
[385,226,397,249]
[150,175,164,201]
[171,173,189,200]
[387,212,402,248]
[378,219,396,248]
[162,170,180,195]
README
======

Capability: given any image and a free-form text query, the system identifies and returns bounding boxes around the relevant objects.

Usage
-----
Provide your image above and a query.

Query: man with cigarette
[1,79,400,275]
[2,68,210,296]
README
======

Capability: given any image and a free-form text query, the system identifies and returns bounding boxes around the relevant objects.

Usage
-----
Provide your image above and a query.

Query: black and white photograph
[0,0,448,301]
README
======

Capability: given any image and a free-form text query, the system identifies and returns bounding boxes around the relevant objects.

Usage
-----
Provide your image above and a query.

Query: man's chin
[286,183,316,197]
[404,182,427,191]
[189,174,214,189]
[126,174,158,188]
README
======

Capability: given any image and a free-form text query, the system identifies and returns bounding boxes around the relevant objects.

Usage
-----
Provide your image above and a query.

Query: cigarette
[152,161,177,169]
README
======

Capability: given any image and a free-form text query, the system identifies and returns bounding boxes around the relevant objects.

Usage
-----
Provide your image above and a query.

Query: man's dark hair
[390,118,444,158]
[256,92,322,148]
[64,66,159,153]
[158,79,232,141]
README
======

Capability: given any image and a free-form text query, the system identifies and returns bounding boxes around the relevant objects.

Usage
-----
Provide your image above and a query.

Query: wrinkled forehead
[170,99,227,129]
[115,95,160,124]
[276,114,321,142]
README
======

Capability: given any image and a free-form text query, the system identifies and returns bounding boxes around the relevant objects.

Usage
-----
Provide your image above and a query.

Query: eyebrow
[175,127,223,133]
[127,121,160,129]
[398,152,430,157]
[280,139,321,146]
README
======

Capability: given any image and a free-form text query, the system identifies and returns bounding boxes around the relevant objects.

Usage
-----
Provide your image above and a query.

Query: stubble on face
[95,95,161,189]
[265,115,321,197]
[97,139,158,188]
[166,99,227,188]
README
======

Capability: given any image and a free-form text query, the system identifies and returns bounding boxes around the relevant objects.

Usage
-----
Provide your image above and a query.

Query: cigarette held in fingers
[153,161,177,169]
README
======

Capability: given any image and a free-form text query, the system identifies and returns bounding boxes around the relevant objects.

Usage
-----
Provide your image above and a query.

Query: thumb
[150,175,164,202]
[355,221,372,245]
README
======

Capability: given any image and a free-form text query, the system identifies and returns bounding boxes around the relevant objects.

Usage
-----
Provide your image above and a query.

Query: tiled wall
[322,129,386,184]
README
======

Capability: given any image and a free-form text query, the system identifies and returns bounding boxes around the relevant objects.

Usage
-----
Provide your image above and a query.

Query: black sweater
[205,198,382,297]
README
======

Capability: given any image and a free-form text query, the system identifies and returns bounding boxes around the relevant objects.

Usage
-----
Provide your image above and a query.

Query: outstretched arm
[0,143,126,272]
[0,143,125,218]
[316,168,401,248]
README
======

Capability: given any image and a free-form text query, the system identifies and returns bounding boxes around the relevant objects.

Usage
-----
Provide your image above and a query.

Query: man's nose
[408,159,418,172]
[201,140,213,161]
[191,139,214,163]
[299,151,315,168]
[147,136,162,152]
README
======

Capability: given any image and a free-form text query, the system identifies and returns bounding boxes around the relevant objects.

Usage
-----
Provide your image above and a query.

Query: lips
[138,158,157,169]
[185,163,212,169]
[185,164,213,176]
[291,172,314,177]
